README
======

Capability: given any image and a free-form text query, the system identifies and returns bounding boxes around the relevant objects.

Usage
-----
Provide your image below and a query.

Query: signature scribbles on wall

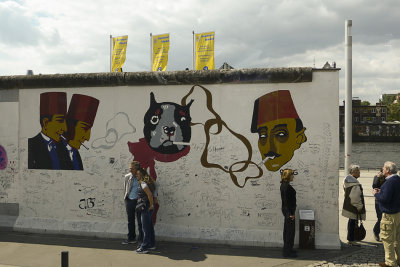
[181,85,263,188]
[28,92,99,170]
[251,90,307,172]
[128,92,193,180]
[28,92,69,170]
[62,94,100,170]
[91,112,136,150]
[0,145,7,170]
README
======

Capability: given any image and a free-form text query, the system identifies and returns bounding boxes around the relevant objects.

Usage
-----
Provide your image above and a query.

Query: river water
[339,142,400,169]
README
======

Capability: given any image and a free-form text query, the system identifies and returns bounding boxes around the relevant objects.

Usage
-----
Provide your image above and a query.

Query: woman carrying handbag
[342,164,366,246]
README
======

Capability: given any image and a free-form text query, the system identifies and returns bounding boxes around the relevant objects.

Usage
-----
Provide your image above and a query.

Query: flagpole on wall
[150,33,153,71]
[192,31,195,70]
[110,35,112,72]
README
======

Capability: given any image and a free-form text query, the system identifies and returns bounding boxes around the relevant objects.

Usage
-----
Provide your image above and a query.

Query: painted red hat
[251,90,299,132]
[40,92,67,116]
[67,94,99,127]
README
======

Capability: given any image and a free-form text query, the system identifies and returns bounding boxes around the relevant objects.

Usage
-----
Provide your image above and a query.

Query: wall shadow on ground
[0,231,362,264]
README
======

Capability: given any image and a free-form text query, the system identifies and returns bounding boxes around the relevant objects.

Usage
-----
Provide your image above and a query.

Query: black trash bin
[299,210,315,249]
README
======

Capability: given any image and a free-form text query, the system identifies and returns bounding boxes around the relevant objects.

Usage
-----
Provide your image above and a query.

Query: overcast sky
[0,0,399,104]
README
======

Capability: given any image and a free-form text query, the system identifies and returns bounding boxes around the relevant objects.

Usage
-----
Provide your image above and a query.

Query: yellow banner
[152,33,170,71]
[111,35,128,72]
[195,32,215,70]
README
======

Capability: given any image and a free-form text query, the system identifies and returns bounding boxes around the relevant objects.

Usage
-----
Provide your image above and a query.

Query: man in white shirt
[122,161,142,244]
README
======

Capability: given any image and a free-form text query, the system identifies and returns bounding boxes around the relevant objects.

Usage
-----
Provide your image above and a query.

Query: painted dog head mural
[143,92,194,154]
[251,90,307,172]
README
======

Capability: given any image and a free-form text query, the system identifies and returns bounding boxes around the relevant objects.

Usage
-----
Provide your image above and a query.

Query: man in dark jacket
[280,169,297,258]
[372,169,386,241]
[373,161,400,267]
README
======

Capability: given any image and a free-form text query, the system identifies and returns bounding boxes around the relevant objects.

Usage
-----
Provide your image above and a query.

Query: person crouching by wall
[280,169,297,258]
[135,168,156,254]
[342,164,366,246]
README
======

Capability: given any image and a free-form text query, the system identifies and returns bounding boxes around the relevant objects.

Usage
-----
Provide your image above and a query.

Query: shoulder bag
[354,213,366,241]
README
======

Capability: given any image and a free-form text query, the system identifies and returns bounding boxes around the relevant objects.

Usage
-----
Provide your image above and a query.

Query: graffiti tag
[0,145,7,170]
[79,198,96,209]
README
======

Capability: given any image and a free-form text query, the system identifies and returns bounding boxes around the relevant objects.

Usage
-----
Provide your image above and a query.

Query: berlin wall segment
[0,68,340,248]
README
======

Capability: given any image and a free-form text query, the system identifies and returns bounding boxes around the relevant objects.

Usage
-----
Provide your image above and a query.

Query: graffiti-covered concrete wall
[0,68,340,248]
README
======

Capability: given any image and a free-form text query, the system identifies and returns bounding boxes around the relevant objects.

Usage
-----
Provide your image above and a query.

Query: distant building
[219,62,234,70]
[339,99,399,142]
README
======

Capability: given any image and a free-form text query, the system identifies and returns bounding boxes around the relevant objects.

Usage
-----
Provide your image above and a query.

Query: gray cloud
[0,1,43,45]
[0,0,399,104]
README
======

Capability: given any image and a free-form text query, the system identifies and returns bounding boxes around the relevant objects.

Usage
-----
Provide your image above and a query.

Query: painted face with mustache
[257,118,306,172]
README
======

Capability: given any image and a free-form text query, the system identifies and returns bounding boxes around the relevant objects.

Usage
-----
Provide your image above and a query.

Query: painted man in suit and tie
[63,94,100,170]
[28,92,70,169]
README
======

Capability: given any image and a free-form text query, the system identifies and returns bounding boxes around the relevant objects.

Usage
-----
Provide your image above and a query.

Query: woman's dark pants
[347,218,357,241]
[283,216,295,255]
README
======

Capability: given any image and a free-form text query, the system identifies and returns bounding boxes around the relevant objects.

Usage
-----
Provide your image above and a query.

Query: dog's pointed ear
[150,92,157,106]
[185,99,194,109]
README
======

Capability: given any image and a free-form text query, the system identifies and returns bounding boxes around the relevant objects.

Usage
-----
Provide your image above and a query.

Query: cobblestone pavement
[307,243,385,267]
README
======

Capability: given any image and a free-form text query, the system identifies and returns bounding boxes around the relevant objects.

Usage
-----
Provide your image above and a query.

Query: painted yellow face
[68,121,91,149]
[257,118,306,172]
[42,114,67,142]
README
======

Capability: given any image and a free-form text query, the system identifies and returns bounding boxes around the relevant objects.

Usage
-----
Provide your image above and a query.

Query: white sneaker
[136,247,149,254]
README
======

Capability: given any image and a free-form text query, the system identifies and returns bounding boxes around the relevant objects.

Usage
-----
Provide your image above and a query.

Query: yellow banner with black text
[195,32,215,70]
[111,35,128,72]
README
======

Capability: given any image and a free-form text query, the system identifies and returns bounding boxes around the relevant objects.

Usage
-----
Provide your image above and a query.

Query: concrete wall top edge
[0,67,315,90]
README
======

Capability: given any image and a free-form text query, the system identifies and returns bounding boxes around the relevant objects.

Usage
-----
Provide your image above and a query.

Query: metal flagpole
[150,33,153,71]
[110,35,112,72]
[344,20,352,173]
[192,31,195,70]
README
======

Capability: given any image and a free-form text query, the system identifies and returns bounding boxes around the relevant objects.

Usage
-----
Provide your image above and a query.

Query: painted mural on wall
[28,92,99,170]
[181,85,263,187]
[128,87,264,189]
[13,71,340,247]
[0,145,7,170]
[128,92,193,180]
[251,90,307,172]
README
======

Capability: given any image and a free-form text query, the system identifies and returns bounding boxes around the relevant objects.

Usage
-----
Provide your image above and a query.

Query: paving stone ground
[307,243,385,267]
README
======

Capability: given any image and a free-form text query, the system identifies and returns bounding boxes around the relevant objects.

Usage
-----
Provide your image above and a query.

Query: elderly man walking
[373,161,400,267]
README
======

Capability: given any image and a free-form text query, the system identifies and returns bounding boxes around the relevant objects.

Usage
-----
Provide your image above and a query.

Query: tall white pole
[345,20,352,173]
[150,33,153,71]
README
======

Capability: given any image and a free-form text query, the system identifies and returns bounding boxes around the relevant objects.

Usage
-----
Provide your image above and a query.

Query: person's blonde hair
[137,168,155,188]
[281,169,295,183]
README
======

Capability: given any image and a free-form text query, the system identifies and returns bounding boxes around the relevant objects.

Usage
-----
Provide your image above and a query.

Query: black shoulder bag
[354,213,366,241]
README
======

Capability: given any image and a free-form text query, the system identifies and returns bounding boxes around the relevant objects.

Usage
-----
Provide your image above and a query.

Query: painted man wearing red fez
[28,92,70,169]
[62,94,99,170]
[251,90,307,172]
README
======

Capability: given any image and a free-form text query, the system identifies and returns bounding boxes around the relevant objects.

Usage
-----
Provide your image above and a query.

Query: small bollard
[61,251,69,267]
